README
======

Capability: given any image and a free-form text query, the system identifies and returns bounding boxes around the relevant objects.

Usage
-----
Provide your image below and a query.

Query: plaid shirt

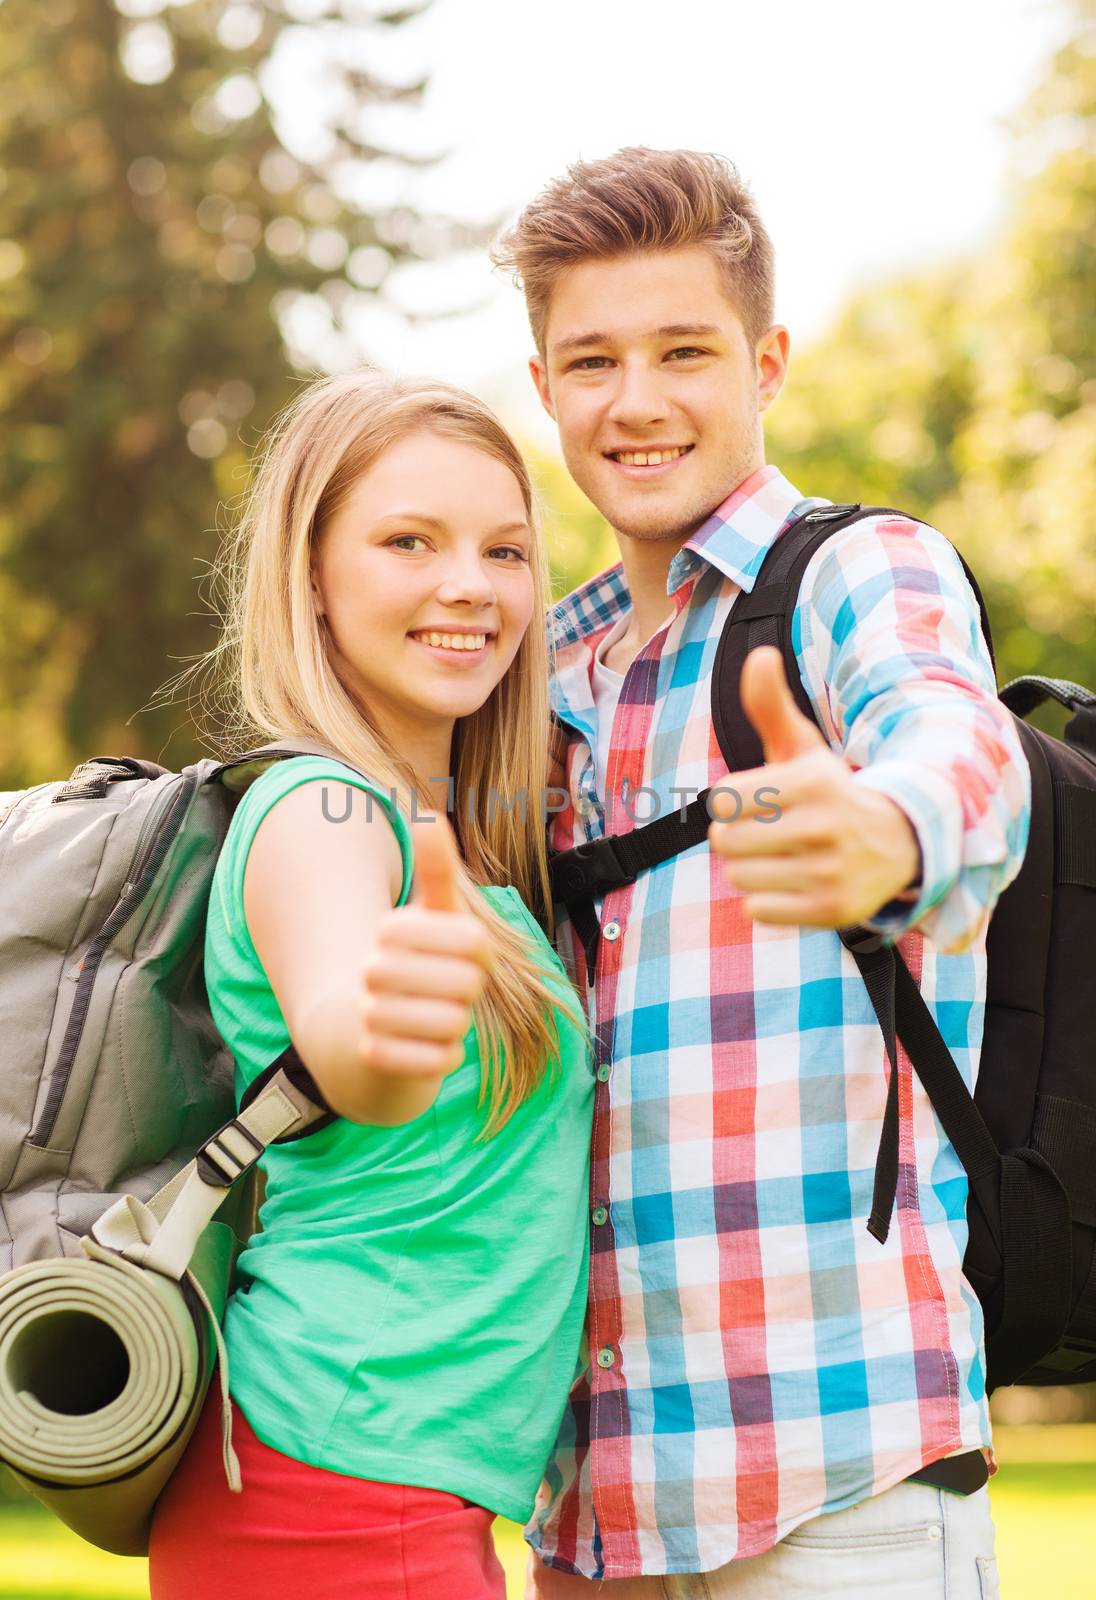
[530,465,1030,1580]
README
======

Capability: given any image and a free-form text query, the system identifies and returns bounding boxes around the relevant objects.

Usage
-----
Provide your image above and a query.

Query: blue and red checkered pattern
[530,467,1031,1580]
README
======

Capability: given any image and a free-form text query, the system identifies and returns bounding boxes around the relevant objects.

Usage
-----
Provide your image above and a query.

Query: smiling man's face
[531,244,788,544]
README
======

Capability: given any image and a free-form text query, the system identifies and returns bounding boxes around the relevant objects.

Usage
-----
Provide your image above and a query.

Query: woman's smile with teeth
[410,629,490,651]
[607,445,693,466]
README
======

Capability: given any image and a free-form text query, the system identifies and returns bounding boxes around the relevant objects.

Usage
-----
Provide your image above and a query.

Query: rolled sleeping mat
[0,1220,235,1556]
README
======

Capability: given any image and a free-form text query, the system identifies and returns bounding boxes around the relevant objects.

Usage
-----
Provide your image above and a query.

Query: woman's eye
[489,546,530,564]
[388,535,429,552]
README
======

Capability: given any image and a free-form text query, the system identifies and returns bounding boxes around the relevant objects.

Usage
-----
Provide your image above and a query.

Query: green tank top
[205,758,593,1521]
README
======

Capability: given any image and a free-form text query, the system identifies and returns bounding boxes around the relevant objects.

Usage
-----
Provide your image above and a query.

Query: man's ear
[529,354,556,421]
[756,324,790,414]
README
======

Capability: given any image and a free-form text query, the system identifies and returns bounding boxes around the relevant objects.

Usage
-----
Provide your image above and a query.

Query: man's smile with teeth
[606,445,694,466]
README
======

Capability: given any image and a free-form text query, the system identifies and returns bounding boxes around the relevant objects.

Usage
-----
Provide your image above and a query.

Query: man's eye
[667,347,706,361]
[568,356,611,372]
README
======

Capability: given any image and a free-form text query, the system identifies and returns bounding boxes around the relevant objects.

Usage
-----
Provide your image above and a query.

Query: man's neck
[604,456,769,673]
[604,534,684,674]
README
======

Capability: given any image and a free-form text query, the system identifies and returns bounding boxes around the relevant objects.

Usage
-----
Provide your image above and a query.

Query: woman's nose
[435,553,497,607]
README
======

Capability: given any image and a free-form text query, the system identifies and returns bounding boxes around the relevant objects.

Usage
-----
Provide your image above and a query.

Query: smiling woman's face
[311,429,536,754]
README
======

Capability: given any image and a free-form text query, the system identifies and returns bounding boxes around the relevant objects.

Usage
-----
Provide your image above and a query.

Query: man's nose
[606,359,672,431]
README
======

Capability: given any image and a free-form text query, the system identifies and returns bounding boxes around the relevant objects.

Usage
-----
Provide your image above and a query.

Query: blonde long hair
[194,371,582,1134]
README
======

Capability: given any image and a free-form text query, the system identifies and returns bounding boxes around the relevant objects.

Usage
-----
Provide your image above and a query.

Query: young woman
[149,374,593,1600]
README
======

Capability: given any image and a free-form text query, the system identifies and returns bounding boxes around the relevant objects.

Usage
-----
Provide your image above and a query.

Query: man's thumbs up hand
[740,645,828,764]
[358,811,490,1099]
[708,646,922,929]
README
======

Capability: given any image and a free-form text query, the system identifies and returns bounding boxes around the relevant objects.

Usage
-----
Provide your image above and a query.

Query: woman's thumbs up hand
[358,812,490,1098]
[410,807,463,914]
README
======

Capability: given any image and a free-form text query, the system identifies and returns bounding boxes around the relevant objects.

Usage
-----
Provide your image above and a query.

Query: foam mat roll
[0,1222,234,1556]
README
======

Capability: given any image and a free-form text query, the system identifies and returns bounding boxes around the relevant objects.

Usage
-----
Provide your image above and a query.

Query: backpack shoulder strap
[86,1055,330,1280]
[212,737,366,793]
[712,502,858,772]
[712,503,997,776]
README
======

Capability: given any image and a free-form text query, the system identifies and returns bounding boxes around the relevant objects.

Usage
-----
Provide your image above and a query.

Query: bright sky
[273,0,1070,441]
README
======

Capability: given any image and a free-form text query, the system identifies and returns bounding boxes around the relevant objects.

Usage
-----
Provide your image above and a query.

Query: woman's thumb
[411,811,462,913]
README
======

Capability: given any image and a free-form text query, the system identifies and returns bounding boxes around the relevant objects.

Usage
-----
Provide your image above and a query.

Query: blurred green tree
[766,0,1096,704]
[526,445,617,602]
[0,0,467,781]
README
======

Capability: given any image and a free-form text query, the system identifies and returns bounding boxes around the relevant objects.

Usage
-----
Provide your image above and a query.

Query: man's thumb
[741,645,825,763]
[411,811,462,912]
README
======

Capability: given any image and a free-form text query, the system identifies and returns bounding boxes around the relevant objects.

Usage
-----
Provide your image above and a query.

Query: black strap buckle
[550,835,636,905]
[804,503,861,523]
[195,1117,265,1187]
[838,922,885,956]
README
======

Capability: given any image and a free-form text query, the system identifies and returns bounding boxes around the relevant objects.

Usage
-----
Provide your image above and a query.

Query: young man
[492,149,1030,1597]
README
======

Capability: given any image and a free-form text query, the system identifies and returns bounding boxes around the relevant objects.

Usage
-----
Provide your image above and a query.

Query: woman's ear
[310,571,325,618]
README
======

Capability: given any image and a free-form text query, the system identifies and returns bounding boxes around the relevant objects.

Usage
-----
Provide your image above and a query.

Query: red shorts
[149,1386,506,1600]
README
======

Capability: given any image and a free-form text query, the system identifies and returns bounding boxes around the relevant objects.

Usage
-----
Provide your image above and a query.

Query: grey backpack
[0,741,344,1272]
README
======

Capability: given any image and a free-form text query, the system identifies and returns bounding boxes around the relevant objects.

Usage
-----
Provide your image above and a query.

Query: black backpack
[550,504,1096,1394]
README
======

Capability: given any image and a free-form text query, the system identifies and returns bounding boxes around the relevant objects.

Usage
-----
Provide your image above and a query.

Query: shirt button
[596,1347,616,1369]
[603,920,621,942]
[928,1527,942,1541]
[591,1205,609,1226]
[595,1062,611,1082]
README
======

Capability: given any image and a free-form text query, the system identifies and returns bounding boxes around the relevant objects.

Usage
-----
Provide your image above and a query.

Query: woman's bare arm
[243,782,487,1126]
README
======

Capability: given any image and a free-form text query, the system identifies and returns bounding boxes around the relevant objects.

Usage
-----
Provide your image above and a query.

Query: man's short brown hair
[491,147,775,356]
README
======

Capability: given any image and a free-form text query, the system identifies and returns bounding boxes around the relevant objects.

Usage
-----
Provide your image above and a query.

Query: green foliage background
[0,0,471,782]
[0,0,1093,776]
[763,5,1096,698]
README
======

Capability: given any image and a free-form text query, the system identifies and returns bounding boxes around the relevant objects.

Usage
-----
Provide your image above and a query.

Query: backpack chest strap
[550,795,714,983]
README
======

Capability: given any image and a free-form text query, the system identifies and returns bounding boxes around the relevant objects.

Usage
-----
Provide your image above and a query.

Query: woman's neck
[379,714,455,819]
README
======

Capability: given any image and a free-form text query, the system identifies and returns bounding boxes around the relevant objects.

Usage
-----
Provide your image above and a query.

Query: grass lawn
[1,1427,1092,1598]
